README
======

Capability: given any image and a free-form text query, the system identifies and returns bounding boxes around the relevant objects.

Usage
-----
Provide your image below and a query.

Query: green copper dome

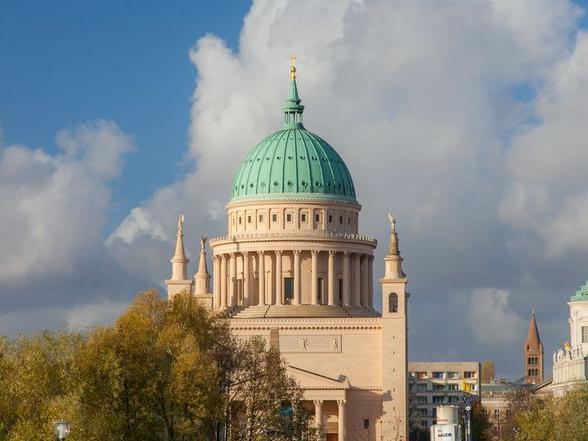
[230,74,357,203]
[571,281,588,302]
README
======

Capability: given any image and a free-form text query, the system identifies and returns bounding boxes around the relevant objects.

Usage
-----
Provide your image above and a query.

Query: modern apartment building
[409,362,481,428]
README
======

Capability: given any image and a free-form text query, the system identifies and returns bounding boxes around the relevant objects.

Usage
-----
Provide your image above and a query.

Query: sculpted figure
[177,214,185,234]
[200,235,208,253]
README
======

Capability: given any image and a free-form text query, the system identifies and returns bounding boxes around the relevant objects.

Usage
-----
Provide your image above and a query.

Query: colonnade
[212,250,374,309]
[313,399,347,441]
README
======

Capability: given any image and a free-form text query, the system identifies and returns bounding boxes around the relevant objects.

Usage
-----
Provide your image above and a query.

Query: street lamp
[53,420,70,441]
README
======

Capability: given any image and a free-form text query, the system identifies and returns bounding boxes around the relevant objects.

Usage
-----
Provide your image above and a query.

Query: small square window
[286,213,292,222]
[272,213,278,222]
[328,214,333,223]
[301,213,307,222]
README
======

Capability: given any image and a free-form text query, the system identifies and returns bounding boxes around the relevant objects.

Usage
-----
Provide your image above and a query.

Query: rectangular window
[238,217,242,225]
[272,213,278,223]
[247,215,252,223]
[414,384,427,392]
[464,371,477,379]
[339,215,343,224]
[447,371,459,379]
[328,214,333,223]
[432,371,445,379]
[301,213,307,222]
[416,396,428,404]
[583,326,588,343]
[448,383,459,391]
[432,396,446,404]
[348,217,351,224]
[315,213,320,223]
[284,278,294,303]
[259,214,264,223]
[286,213,292,222]
[317,277,324,304]
[433,384,445,391]
[415,371,428,380]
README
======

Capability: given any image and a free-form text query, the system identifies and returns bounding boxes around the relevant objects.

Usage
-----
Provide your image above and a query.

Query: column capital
[337,399,347,407]
[311,249,319,255]
[257,250,264,256]
[275,250,283,256]
[328,250,336,256]
[293,249,302,255]
[242,250,249,256]
[313,399,324,406]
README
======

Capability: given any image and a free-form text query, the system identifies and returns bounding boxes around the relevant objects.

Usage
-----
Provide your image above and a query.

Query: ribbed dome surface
[230,127,356,202]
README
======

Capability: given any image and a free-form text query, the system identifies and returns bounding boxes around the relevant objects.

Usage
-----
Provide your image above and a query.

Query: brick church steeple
[524,309,544,384]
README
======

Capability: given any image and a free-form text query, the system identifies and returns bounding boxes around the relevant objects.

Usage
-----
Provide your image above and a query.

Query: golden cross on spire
[289,54,297,80]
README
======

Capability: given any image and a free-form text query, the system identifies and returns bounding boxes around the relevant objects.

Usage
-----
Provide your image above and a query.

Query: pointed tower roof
[383,214,405,279]
[525,309,542,349]
[194,236,211,296]
[171,214,188,264]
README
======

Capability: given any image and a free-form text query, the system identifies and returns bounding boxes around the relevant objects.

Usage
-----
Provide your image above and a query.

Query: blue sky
[0,0,250,232]
[3,0,588,379]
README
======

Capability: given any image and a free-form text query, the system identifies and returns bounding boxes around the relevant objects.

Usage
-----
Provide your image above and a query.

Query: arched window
[389,293,398,313]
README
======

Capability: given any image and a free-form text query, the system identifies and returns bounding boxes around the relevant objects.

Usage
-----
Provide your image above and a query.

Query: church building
[165,61,409,441]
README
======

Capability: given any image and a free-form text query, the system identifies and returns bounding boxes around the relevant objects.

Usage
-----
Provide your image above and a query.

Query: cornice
[228,316,383,330]
[226,197,362,210]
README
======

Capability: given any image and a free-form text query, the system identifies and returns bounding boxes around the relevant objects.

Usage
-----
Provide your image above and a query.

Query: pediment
[287,365,350,389]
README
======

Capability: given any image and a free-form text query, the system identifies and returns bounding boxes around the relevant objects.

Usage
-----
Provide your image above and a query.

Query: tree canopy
[0,291,318,441]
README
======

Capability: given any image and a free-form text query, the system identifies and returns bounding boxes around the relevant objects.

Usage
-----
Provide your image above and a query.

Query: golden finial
[289,54,297,80]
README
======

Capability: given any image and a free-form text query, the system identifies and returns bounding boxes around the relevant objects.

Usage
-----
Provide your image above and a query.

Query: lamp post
[53,420,70,441]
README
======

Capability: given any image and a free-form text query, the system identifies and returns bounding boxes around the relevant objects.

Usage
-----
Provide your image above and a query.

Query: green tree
[0,291,318,441]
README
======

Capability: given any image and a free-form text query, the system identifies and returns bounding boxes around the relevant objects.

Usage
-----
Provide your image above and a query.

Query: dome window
[299,156,305,160]
[273,181,279,186]
[301,181,307,187]
[276,156,281,160]
[256,158,261,161]
[249,183,254,188]
[288,156,293,160]
[260,182,266,188]
[287,181,293,187]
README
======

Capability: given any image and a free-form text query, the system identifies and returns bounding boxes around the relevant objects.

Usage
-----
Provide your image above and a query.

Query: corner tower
[523,309,544,385]
[381,216,408,440]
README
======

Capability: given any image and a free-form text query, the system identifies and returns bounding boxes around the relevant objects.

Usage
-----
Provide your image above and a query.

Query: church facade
[165,63,409,441]
[552,282,588,396]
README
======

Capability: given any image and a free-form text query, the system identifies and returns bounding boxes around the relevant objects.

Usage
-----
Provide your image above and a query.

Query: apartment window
[415,371,428,380]
[448,383,459,391]
[449,396,459,404]
[432,396,446,404]
[416,396,427,404]
[583,326,588,343]
[286,213,292,222]
[301,213,307,223]
[417,408,428,416]
[464,371,476,379]
[447,371,459,379]
[339,215,344,224]
[414,383,427,392]
[328,214,333,223]
[272,213,278,223]
[433,384,445,391]
[432,371,445,379]
[247,215,252,224]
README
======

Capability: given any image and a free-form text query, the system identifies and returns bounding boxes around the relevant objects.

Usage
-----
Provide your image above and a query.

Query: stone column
[266,252,273,305]
[314,399,324,435]
[327,251,335,306]
[275,250,283,305]
[342,252,350,306]
[337,400,347,441]
[353,253,361,306]
[361,255,369,306]
[220,254,227,308]
[257,251,265,306]
[213,255,220,309]
[229,253,236,306]
[293,250,301,305]
[243,252,250,306]
[311,250,319,305]
[368,255,374,308]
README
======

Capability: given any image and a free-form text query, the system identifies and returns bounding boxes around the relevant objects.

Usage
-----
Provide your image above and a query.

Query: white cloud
[468,288,525,344]
[106,207,168,245]
[0,120,134,281]
[65,299,128,331]
[501,32,588,255]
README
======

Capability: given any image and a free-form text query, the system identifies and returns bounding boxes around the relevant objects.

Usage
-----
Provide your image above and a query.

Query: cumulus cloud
[468,288,525,344]
[501,32,588,256]
[0,120,134,281]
